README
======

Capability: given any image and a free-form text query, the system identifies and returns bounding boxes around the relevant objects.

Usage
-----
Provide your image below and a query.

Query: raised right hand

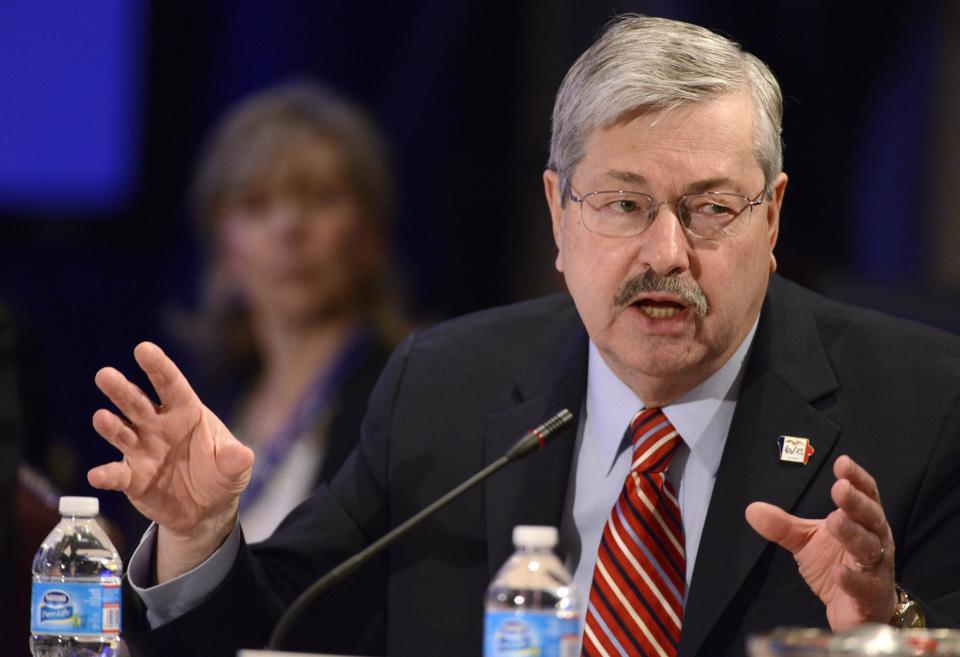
[88,341,254,580]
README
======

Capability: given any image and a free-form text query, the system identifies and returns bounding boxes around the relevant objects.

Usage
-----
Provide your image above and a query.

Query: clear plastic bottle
[484,525,580,657]
[30,496,123,657]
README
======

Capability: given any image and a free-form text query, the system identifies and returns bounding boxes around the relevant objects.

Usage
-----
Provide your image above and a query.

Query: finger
[95,367,158,425]
[832,563,896,621]
[831,477,888,539]
[825,508,885,567]
[745,501,818,553]
[92,409,140,452]
[834,455,881,504]
[87,461,133,492]
[134,342,199,409]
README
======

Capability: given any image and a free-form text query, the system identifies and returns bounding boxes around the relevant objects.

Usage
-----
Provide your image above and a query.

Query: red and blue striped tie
[582,407,685,657]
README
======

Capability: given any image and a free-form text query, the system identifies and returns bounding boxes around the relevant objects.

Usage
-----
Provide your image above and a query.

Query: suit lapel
[484,317,587,578]
[678,275,841,657]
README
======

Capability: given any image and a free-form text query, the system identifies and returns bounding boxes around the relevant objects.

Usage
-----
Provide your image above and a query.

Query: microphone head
[504,409,575,461]
[536,409,575,440]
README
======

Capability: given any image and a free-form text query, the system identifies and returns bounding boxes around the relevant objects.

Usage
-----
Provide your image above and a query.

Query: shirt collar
[585,317,759,475]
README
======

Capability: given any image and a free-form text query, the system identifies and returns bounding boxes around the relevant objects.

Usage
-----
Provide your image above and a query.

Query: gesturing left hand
[745,455,897,630]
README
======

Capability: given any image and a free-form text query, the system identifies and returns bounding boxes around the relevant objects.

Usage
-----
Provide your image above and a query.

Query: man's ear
[765,171,788,273]
[544,169,565,272]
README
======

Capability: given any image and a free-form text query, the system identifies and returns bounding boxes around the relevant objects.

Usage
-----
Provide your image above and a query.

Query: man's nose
[634,204,690,275]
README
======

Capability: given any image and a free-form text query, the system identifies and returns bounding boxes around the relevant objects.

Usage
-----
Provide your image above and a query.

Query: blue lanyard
[238,330,370,512]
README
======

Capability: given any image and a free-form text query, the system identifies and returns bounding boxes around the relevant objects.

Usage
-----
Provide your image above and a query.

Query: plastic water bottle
[30,496,123,657]
[484,525,580,657]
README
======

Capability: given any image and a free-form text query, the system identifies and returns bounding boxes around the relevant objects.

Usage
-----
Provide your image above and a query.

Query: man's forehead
[576,153,762,195]
[603,170,743,192]
[574,95,762,189]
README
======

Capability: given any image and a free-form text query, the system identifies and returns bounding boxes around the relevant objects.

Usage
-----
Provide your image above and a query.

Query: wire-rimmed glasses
[567,187,768,239]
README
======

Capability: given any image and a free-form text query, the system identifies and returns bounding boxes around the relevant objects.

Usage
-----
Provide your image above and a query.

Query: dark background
[2,0,958,548]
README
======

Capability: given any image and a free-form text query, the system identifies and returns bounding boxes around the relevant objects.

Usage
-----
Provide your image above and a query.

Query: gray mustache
[613,271,709,317]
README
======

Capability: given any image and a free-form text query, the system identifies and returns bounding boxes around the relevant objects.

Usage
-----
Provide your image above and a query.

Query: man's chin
[610,342,710,385]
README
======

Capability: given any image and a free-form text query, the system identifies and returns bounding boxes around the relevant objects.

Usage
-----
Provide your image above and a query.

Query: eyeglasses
[567,186,768,239]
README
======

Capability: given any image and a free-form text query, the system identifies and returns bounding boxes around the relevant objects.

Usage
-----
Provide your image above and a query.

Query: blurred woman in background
[184,80,406,541]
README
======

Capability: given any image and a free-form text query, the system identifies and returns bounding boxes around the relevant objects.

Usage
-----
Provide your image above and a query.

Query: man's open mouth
[635,299,687,319]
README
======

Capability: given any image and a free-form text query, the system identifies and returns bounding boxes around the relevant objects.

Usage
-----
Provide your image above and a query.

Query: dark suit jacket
[123,275,960,657]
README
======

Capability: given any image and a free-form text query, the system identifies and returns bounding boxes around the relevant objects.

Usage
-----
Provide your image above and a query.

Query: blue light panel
[0,0,146,214]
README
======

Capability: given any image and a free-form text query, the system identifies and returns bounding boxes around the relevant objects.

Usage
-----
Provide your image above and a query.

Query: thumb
[216,439,255,481]
[745,501,814,553]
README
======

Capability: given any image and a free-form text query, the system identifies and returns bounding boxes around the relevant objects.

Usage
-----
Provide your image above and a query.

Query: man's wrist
[889,584,926,629]
[156,507,239,583]
[129,522,244,629]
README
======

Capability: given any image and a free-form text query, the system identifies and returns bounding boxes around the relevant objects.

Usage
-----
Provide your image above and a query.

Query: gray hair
[549,14,783,201]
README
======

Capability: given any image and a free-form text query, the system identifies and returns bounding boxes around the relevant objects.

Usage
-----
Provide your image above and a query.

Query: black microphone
[267,408,575,650]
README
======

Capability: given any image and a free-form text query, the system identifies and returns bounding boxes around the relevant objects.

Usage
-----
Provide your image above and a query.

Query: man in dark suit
[88,14,960,657]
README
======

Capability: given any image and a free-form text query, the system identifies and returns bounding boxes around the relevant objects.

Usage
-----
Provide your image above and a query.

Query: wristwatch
[890,584,926,628]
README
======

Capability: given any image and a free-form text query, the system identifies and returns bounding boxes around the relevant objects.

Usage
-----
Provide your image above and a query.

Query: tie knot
[629,407,681,473]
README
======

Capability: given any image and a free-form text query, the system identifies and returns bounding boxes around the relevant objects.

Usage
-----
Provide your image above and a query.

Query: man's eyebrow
[602,171,740,193]
[685,177,739,193]
[606,170,648,186]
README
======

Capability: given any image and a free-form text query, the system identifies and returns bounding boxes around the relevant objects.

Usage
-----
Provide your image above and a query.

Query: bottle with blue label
[484,525,580,657]
[30,496,123,657]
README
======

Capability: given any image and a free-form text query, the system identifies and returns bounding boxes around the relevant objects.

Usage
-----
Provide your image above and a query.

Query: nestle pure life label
[484,610,579,657]
[31,581,121,635]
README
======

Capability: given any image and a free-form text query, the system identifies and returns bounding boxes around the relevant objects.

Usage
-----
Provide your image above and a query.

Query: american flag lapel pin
[778,435,814,464]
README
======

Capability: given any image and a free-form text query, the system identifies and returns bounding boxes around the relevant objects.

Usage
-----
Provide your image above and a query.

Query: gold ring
[856,545,885,570]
